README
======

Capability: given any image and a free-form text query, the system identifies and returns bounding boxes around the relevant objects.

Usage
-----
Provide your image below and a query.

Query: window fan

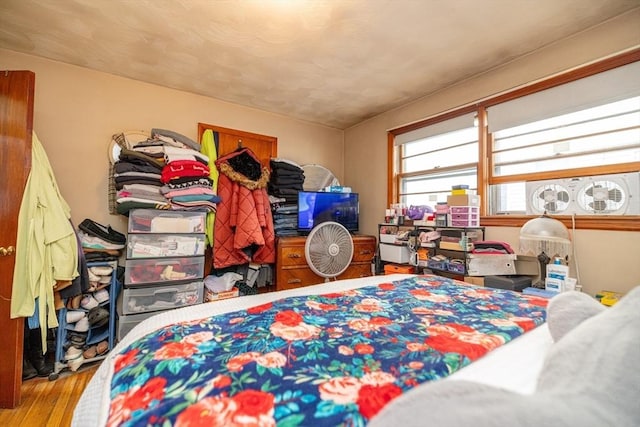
[576,178,626,214]
[527,183,571,215]
[304,221,354,282]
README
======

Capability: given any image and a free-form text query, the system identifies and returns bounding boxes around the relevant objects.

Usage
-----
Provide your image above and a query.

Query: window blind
[487,60,640,133]
[394,112,476,146]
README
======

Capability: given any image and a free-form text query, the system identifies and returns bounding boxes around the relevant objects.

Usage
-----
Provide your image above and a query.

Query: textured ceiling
[0,0,638,129]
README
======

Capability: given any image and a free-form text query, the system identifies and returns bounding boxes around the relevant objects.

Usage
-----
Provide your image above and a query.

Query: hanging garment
[213,147,275,268]
[11,132,79,350]
[200,129,219,247]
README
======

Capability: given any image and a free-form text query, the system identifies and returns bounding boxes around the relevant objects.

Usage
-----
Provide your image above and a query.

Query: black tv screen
[297,191,359,233]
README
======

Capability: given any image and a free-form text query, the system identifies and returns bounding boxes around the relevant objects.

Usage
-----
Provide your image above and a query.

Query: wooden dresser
[275,235,377,291]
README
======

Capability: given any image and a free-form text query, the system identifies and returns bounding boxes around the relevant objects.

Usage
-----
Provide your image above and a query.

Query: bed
[72,273,554,427]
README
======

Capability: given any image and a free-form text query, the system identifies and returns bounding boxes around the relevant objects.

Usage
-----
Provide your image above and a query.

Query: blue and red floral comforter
[108,275,547,426]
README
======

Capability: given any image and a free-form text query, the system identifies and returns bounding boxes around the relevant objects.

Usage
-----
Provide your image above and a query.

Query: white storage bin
[128,209,206,233]
[120,280,204,314]
[379,234,397,244]
[467,254,517,276]
[127,233,206,258]
[124,256,205,286]
[379,243,411,264]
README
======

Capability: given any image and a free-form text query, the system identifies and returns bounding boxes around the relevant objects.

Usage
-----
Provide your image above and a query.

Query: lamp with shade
[519,214,572,288]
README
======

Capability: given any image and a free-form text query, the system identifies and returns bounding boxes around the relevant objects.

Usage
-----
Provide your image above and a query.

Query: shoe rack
[53,261,119,378]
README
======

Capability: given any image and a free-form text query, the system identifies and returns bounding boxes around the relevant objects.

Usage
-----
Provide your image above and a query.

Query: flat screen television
[297,191,359,233]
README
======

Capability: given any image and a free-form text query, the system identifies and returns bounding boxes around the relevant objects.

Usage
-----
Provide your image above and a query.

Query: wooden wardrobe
[0,70,35,408]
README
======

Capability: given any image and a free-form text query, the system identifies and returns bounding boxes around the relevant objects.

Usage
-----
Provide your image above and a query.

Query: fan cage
[305,222,354,280]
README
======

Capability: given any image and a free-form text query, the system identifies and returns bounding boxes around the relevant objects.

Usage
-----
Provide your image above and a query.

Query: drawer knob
[288,253,301,258]
[360,250,372,255]
[287,278,302,284]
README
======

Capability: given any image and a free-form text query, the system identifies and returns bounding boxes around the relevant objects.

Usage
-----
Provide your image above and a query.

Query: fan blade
[544,201,558,212]
[609,188,623,202]
[557,191,570,202]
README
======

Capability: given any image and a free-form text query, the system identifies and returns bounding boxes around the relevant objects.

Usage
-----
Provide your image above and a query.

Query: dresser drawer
[352,236,376,262]
[338,263,373,280]
[278,244,307,267]
[276,267,323,291]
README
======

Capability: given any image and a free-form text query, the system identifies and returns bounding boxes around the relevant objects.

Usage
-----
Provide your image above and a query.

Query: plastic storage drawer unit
[124,256,205,286]
[120,280,204,314]
[116,310,158,341]
[128,209,206,234]
[127,233,206,258]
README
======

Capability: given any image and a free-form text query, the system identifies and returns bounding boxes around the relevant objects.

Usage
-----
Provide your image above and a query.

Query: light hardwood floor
[0,363,99,427]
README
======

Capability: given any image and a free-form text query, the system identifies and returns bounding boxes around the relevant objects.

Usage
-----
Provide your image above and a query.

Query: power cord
[571,213,581,290]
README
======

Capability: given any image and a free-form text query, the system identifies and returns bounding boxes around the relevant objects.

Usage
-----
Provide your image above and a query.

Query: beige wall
[2,9,639,297]
[345,9,640,296]
[0,48,344,235]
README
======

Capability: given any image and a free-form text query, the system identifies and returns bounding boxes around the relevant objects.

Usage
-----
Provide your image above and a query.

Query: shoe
[81,295,99,310]
[96,340,109,356]
[68,355,84,372]
[88,269,100,282]
[22,358,37,381]
[88,306,109,328]
[66,310,85,323]
[94,289,109,303]
[90,266,114,276]
[28,351,52,377]
[98,274,112,284]
[66,294,82,310]
[74,317,90,332]
[79,219,126,245]
[82,345,97,359]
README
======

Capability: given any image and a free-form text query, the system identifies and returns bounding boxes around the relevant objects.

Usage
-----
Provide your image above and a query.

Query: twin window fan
[525,172,640,216]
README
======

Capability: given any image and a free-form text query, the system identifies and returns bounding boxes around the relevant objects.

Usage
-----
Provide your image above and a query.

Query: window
[393,112,478,207]
[389,50,640,231]
[489,95,640,215]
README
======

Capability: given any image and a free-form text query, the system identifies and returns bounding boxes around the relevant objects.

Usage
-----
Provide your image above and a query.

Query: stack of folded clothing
[78,218,126,263]
[114,147,169,215]
[160,146,220,212]
[272,204,300,237]
[268,159,304,237]
[114,128,222,215]
[268,158,305,203]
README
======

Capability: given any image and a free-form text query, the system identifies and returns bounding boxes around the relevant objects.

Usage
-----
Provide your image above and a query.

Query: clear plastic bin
[124,256,205,286]
[120,280,204,314]
[128,209,207,233]
[127,233,206,258]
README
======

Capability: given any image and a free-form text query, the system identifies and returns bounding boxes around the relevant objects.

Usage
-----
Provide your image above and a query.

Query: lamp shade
[519,215,571,259]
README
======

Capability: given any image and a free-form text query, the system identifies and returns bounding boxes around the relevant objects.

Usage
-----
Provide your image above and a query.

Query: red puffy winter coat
[213,148,275,269]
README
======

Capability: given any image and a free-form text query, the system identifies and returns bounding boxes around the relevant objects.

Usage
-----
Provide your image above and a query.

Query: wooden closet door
[0,70,35,408]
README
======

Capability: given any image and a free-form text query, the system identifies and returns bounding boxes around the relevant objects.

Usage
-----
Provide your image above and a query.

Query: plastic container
[124,256,205,286]
[128,209,207,233]
[127,233,206,258]
[120,280,204,314]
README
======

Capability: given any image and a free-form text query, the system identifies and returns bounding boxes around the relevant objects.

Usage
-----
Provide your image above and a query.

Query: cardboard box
[204,287,239,302]
[447,194,481,207]
[464,276,485,286]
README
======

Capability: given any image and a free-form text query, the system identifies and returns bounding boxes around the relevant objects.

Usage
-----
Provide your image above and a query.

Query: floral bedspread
[109,275,547,426]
